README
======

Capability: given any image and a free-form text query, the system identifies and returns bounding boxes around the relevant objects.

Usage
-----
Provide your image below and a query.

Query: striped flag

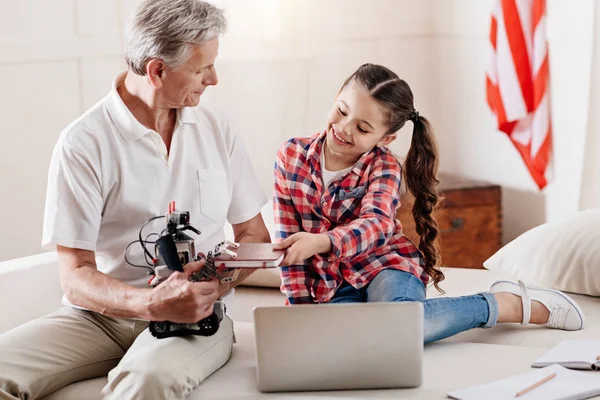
[486,0,553,190]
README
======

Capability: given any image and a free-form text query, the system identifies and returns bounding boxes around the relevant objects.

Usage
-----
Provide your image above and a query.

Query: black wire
[145,233,160,242]
[125,240,156,273]
[144,233,160,265]
[143,249,153,266]
[139,216,163,261]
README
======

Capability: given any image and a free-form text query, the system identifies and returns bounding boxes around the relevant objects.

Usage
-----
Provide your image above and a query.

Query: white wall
[431,0,594,243]
[580,0,600,210]
[0,0,594,261]
[205,0,437,196]
[0,0,134,262]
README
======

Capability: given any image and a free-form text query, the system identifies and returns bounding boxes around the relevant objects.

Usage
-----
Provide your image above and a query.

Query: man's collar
[178,106,197,125]
[106,71,152,143]
[106,70,197,143]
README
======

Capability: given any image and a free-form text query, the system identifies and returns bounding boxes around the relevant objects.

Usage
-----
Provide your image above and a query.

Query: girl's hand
[274,232,332,265]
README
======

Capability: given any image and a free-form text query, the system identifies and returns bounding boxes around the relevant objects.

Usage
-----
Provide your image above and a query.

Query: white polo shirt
[42,71,267,302]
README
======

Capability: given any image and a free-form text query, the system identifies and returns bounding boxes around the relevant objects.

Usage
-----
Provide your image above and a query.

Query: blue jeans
[330,269,499,343]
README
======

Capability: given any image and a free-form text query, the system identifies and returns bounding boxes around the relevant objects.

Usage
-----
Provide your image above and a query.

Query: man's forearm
[60,265,151,320]
[232,269,255,286]
[220,225,271,294]
[236,228,271,245]
[219,267,258,296]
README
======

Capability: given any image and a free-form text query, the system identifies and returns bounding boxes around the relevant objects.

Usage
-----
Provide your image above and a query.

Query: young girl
[273,63,584,343]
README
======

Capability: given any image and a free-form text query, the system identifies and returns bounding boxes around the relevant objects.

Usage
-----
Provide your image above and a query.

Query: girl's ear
[377,133,396,147]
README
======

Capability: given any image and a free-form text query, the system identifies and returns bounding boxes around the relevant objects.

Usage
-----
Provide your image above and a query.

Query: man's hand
[218,212,272,293]
[145,259,220,324]
[274,232,332,266]
[214,266,261,297]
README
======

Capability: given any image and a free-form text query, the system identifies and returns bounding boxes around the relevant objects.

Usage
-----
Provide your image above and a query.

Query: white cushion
[431,268,600,349]
[237,268,281,288]
[483,209,600,297]
[16,264,600,399]
[166,324,557,400]
[0,252,63,334]
[41,322,553,400]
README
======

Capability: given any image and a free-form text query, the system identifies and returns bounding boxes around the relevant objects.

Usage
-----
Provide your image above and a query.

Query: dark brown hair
[341,63,445,292]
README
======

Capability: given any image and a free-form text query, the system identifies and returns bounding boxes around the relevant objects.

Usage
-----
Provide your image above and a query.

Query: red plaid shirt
[274,131,428,304]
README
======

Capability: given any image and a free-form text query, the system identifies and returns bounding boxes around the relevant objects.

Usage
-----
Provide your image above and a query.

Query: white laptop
[253,302,424,393]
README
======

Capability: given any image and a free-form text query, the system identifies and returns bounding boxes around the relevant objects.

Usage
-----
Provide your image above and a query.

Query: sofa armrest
[0,252,63,334]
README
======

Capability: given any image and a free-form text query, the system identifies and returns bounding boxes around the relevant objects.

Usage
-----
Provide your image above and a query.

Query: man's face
[160,38,219,108]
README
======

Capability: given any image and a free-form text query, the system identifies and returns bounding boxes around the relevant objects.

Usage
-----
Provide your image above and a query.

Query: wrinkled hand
[273,232,332,266]
[146,259,220,324]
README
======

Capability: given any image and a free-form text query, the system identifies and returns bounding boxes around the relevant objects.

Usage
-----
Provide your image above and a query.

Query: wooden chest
[396,173,502,269]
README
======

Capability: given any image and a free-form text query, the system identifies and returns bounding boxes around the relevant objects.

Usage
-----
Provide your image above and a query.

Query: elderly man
[0,1,270,398]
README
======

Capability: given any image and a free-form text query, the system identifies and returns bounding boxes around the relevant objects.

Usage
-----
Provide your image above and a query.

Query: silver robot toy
[125,201,239,339]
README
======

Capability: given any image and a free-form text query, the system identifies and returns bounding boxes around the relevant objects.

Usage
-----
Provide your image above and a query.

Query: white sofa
[2,251,600,399]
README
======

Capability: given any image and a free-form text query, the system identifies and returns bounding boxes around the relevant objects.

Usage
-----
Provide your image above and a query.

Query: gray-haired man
[0,1,270,398]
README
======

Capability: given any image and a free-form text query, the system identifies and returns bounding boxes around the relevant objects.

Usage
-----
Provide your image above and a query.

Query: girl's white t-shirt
[320,150,353,189]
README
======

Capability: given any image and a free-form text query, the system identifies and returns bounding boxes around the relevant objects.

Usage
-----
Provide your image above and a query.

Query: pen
[515,372,557,397]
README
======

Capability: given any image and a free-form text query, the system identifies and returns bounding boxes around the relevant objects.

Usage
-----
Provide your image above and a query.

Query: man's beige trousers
[0,306,234,399]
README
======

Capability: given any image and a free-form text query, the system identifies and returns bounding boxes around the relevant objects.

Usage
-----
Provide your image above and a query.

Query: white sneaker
[489,280,585,331]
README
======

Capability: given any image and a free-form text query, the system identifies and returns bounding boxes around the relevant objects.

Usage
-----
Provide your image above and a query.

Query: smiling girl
[272,63,584,343]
